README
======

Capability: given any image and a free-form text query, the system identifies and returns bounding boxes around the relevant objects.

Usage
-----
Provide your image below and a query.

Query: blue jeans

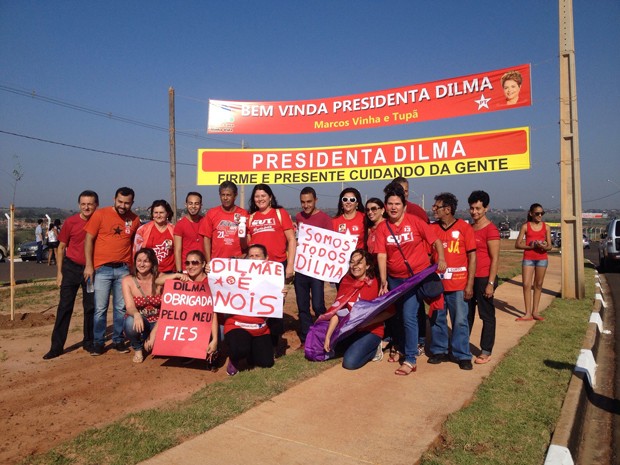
[93,264,129,346]
[124,315,157,351]
[430,290,471,361]
[36,241,43,262]
[388,275,422,365]
[339,331,381,370]
[294,273,327,342]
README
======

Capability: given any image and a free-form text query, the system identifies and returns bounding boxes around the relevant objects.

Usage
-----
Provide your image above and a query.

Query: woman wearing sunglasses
[333,187,366,250]
[515,203,552,321]
[122,248,162,363]
[365,198,385,257]
[158,250,219,359]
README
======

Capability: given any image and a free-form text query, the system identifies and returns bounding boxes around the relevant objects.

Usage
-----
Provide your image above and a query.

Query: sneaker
[417,344,425,357]
[91,345,104,356]
[458,359,473,370]
[111,342,129,354]
[428,353,449,364]
[372,342,384,362]
[226,360,238,376]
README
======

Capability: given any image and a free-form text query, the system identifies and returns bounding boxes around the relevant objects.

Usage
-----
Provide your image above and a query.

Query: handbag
[385,221,443,300]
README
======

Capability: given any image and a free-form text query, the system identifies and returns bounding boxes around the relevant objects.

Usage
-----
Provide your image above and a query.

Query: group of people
[42,180,552,380]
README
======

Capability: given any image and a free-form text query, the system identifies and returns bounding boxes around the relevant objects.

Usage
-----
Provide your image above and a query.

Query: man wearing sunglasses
[294,187,334,345]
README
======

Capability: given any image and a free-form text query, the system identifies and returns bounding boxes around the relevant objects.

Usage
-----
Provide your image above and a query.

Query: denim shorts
[522,259,548,267]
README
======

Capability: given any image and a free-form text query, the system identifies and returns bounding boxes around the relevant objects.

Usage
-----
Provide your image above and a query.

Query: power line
[0,84,241,147]
[0,129,197,166]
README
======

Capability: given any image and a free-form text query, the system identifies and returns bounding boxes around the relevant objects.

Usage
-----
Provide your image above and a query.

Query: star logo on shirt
[475,94,491,110]
[113,226,122,235]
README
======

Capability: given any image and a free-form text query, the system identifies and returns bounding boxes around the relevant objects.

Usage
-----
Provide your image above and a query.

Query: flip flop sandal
[132,351,144,363]
[388,347,403,363]
[475,355,491,364]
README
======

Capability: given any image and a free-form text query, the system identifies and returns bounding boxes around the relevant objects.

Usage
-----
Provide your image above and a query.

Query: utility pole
[169,87,178,222]
[559,0,585,298]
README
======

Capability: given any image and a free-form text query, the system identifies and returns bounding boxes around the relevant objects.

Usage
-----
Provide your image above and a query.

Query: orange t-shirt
[84,206,140,268]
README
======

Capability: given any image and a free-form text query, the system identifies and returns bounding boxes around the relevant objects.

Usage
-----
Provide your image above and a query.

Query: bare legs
[521,265,547,319]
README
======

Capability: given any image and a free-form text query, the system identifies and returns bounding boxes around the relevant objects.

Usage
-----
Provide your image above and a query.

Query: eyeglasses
[432,204,448,210]
[342,196,357,203]
[365,206,380,213]
[184,260,203,266]
[533,211,545,216]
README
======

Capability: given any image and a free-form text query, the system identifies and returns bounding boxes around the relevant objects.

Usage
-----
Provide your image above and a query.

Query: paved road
[0,260,57,284]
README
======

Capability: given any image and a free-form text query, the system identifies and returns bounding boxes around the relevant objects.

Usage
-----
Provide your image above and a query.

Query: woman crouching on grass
[122,248,162,363]
[157,250,219,362]
[323,249,394,370]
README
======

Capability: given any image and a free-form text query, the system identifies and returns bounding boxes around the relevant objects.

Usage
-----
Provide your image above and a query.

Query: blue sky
[1,0,619,212]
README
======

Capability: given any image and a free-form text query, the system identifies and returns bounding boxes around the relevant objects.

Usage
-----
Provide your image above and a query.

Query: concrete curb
[544,270,609,465]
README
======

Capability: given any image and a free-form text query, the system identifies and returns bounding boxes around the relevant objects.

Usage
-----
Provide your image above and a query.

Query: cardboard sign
[208,258,284,318]
[152,280,214,359]
[294,223,358,283]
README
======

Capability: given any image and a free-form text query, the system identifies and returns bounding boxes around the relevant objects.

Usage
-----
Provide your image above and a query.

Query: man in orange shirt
[84,187,140,356]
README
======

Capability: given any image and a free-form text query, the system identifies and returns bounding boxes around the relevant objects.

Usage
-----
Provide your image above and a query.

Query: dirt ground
[0,284,333,465]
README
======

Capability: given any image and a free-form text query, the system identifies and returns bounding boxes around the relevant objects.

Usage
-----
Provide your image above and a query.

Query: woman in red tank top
[515,203,553,321]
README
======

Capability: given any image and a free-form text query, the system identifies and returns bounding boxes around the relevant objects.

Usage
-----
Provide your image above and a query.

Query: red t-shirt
[337,274,393,338]
[145,226,175,272]
[406,201,429,223]
[199,206,249,259]
[366,222,383,256]
[174,216,204,267]
[431,219,476,292]
[224,314,269,337]
[84,206,140,268]
[247,208,294,262]
[375,214,437,278]
[474,222,500,278]
[523,222,548,260]
[295,210,333,231]
[332,211,366,250]
[58,213,88,265]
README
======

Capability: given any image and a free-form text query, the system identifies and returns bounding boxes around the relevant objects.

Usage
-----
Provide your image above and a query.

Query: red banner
[152,280,214,359]
[197,127,529,185]
[207,64,531,134]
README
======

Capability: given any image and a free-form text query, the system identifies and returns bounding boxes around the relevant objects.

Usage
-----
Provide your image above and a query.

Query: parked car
[599,218,620,272]
[0,244,7,262]
[17,241,48,262]
[550,232,590,249]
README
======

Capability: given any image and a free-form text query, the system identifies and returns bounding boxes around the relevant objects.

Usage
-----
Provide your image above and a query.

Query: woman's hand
[324,336,331,353]
[144,335,155,352]
[207,339,218,355]
[436,258,447,273]
[484,282,495,299]
[379,280,389,296]
[133,313,145,333]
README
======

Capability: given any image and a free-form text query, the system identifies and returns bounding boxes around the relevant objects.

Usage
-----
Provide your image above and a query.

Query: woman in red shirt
[122,248,162,363]
[515,203,552,321]
[324,249,392,370]
[375,186,446,375]
[365,197,385,257]
[333,187,366,251]
[134,200,176,273]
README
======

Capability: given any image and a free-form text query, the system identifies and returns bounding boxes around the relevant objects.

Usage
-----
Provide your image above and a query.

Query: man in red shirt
[174,192,204,272]
[200,181,248,262]
[43,190,99,359]
[84,187,140,356]
[428,192,476,370]
[294,186,334,344]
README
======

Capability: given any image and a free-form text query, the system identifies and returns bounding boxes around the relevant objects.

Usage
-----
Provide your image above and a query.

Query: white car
[599,219,620,272]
